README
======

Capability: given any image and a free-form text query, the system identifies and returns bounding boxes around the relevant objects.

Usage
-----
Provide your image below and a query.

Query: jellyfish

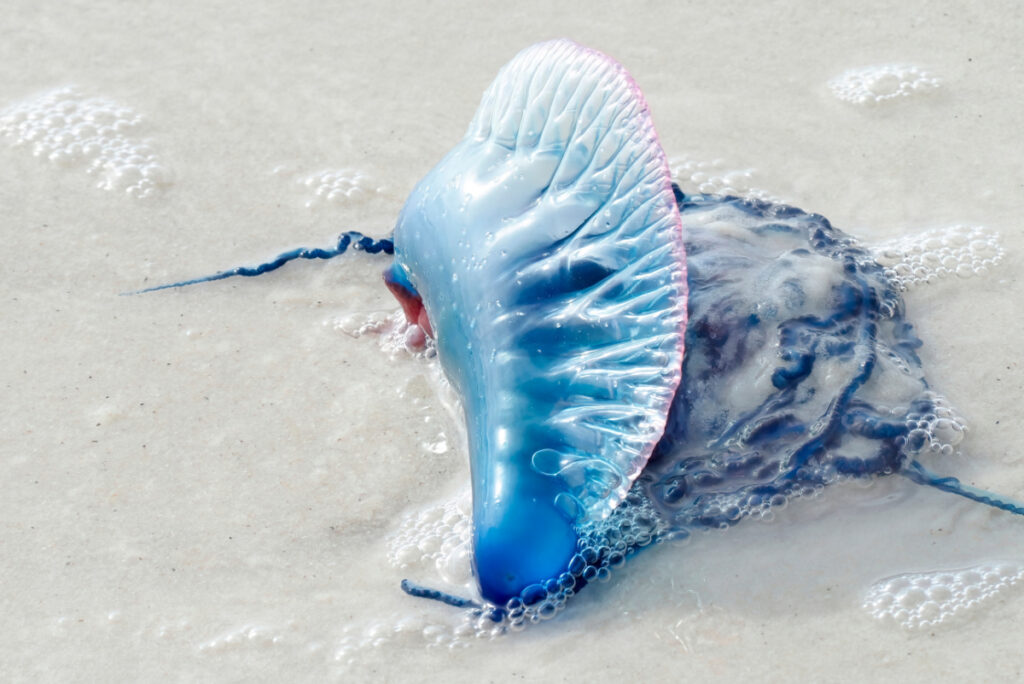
[135,39,1024,626]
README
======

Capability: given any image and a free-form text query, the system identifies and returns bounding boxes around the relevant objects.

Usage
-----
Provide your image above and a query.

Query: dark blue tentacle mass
[635,192,927,534]
[591,192,1024,557]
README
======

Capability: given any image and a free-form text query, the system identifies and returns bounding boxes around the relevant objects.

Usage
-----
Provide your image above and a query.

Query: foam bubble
[667,153,780,201]
[467,492,677,633]
[873,225,1004,290]
[0,85,170,198]
[383,493,582,638]
[829,64,940,105]
[331,309,435,357]
[387,492,474,588]
[864,562,1024,629]
[900,392,968,459]
[270,164,385,210]
[332,310,397,338]
[296,168,383,208]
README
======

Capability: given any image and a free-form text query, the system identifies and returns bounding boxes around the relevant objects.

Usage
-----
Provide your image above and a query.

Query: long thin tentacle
[903,459,1024,516]
[124,231,394,295]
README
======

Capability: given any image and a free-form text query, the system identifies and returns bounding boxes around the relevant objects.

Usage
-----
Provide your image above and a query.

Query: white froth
[668,153,780,201]
[332,309,400,338]
[864,563,1024,630]
[387,492,474,588]
[0,85,170,198]
[829,64,941,105]
[332,309,434,358]
[274,166,384,208]
[902,392,968,459]
[327,494,507,660]
[873,225,1004,290]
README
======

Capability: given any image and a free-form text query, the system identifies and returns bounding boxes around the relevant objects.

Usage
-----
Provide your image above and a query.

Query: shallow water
[2,1,1024,681]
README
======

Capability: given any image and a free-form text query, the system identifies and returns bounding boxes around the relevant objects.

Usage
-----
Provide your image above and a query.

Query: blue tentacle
[903,460,1024,517]
[125,231,394,294]
[399,579,483,610]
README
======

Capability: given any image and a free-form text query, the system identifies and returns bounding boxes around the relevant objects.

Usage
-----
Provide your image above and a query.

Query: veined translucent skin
[387,40,687,603]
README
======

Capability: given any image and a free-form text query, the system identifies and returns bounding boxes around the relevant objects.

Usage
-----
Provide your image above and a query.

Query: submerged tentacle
[903,460,1024,517]
[125,230,394,294]
[399,579,484,610]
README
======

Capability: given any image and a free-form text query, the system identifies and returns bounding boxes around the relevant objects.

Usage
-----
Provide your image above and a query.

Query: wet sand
[2,1,1023,681]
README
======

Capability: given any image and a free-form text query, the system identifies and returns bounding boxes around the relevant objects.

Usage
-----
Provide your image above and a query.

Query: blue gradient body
[389,41,687,604]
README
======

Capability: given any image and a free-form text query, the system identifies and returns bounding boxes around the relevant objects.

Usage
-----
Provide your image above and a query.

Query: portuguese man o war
[385,39,688,607]
[136,39,1024,629]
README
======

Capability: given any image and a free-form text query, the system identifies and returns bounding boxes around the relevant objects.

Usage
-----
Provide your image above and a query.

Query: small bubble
[288,167,383,209]
[0,85,169,198]
[829,64,940,105]
[667,153,781,202]
[864,562,1024,630]
[874,225,1004,291]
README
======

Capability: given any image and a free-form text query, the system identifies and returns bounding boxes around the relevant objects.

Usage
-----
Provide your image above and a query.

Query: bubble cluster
[667,153,779,201]
[484,493,670,633]
[873,225,1003,290]
[385,489,668,636]
[829,64,940,105]
[695,482,828,527]
[900,392,967,458]
[333,310,398,338]
[333,309,434,357]
[863,563,1023,630]
[270,164,384,209]
[0,86,169,198]
[387,494,474,587]
[296,168,383,208]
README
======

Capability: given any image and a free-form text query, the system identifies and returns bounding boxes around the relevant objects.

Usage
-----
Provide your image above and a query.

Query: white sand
[2,1,1023,681]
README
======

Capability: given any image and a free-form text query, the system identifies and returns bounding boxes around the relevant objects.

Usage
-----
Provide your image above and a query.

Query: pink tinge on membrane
[383,265,433,338]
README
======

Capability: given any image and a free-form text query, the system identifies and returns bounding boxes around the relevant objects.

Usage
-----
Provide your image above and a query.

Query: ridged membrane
[389,39,687,602]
